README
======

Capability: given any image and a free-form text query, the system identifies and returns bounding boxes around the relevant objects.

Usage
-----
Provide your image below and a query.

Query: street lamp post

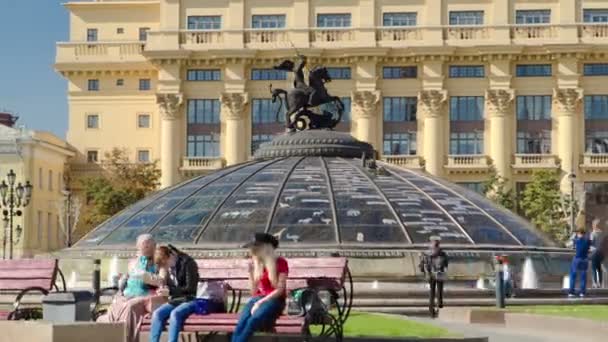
[62,188,73,247]
[0,169,32,259]
[569,172,577,234]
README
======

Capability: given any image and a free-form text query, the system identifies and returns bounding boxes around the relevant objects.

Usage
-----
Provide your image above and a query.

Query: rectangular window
[450,96,484,121]
[116,79,124,86]
[449,65,485,78]
[584,63,608,76]
[586,131,608,153]
[517,131,551,154]
[516,64,552,77]
[187,134,220,157]
[187,16,221,30]
[252,15,286,28]
[48,170,53,191]
[251,134,274,155]
[515,10,551,24]
[139,79,151,91]
[187,69,221,81]
[187,99,220,124]
[87,28,98,42]
[38,168,43,190]
[383,97,417,122]
[87,150,99,163]
[251,99,285,124]
[317,14,351,27]
[251,69,287,81]
[383,132,417,156]
[326,67,351,80]
[137,150,150,163]
[383,12,417,26]
[585,95,608,119]
[117,28,124,34]
[449,11,484,25]
[450,132,484,155]
[86,114,99,129]
[138,114,151,128]
[320,97,351,122]
[139,27,150,41]
[458,182,484,194]
[383,66,417,79]
[88,79,99,91]
[516,95,552,120]
[584,9,608,23]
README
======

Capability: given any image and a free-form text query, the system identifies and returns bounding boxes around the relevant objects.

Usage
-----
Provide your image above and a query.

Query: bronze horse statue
[270,57,344,131]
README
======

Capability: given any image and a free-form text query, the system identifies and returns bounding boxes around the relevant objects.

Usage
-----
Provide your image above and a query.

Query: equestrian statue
[270,55,344,131]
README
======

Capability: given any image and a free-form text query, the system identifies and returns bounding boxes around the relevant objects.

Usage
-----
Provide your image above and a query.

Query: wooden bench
[141,257,352,342]
[0,259,66,320]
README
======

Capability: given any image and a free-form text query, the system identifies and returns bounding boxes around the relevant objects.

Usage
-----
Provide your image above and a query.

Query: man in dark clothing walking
[419,236,449,317]
[149,245,200,342]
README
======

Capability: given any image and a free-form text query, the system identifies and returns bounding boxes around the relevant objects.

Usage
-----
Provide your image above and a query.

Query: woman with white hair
[98,234,166,342]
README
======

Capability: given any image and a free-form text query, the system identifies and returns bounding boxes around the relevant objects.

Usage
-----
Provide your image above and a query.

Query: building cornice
[63,1,160,10]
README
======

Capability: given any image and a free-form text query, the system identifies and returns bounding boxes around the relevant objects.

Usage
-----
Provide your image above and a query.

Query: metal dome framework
[76,154,555,252]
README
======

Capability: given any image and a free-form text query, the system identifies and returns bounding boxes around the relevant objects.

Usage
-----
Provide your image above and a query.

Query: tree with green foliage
[483,170,516,211]
[518,170,573,244]
[80,148,161,229]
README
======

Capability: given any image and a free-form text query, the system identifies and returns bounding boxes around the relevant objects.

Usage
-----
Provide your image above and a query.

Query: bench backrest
[196,257,348,292]
[0,259,59,291]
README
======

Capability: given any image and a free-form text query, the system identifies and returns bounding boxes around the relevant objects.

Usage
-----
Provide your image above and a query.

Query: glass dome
[76,155,555,250]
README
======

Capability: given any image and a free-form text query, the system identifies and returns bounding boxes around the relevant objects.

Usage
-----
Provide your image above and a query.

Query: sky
[0,1,68,138]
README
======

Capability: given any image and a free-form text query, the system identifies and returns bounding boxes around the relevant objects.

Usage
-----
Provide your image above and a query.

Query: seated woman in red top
[232,233,289,342]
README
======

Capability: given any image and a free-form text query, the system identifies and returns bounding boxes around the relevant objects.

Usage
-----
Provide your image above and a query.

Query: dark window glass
[139,79,151,91]
[187,16,221,30]
[251,99,284,124]
[383,97,417,122]
[87,28,98,42]
[139,27,150,41]
[449,11,484,25]
[88,79,99,91]
[326,67,351,80]
[138,114,150,128]
[450,132,483,155]
[450,96,484,121]
[383,66,417,79]
[87,151,99,163]
[383,133,417,155]
[320,97,351,122]
[584,64,608,76]
[187,99,220,124]
[584,9,608,23]
[187,69,221,81]
[252,15,286,28]
[458,182,484,193]
[138,150,150,163]
[516,64,552,77]
[515,10,551,24]
[87,115,99,129]
[251,69,287,80]
[516,95,552,120]
[187,134,220,157]
[586,131,608,153]
[449,65,485,78]
[317,14,351,27]
[517,131,551,154]
[116,79,124,86]
[383,12,417,26]
[585,95,608,119]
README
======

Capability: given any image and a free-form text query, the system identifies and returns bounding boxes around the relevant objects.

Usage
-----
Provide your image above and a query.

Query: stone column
[352,90,381,150]
[221,92,248,166]
[157,93,183,189]
[419,90,447,176]
[486,89,514,181]
[553,88,583,192]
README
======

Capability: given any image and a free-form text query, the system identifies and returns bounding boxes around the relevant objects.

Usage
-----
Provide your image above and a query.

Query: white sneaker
[568,294,576,298]
[580,293,586,298]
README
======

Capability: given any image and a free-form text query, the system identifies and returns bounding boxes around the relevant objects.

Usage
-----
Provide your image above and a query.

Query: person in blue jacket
[569,228,592,297]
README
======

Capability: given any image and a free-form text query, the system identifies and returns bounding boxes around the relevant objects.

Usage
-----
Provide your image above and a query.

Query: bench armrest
[10,287,50,318]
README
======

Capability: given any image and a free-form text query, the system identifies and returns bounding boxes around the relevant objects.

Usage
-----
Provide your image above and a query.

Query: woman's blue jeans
[231,296,284,342]
[149,301,197,342]
[569,257,589,295]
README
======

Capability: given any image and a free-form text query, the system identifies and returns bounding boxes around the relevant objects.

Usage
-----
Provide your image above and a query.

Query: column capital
[220,92,249,120]
[418,89,447,118]
[157,93,184,120]
[553,88,583,115]
[485,89,514,117]
[352,90,381,118]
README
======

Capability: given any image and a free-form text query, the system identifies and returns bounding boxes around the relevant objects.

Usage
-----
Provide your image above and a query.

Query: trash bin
[42,291,94,322]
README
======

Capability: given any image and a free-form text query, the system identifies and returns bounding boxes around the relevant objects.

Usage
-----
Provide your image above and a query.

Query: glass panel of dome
[140,198,183,212]
[269,224,337,244]
[340,225,408,243]
[101,212,166,244]
[273,208,333,225]
[175,196,224,211]
[388,168,520,245]
[200,224,267,244]
[150,225,201,243]
[155,210,211,227]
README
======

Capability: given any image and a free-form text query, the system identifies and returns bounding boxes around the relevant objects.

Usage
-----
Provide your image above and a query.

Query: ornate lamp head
[0,181,7,201]
[7,170,16,186]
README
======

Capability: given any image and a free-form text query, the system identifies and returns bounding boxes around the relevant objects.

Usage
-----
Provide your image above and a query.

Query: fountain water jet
[521,257,539,289]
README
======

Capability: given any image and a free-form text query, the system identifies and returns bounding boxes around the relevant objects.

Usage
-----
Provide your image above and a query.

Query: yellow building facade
[0,124,75,257]
[56,0,608,223]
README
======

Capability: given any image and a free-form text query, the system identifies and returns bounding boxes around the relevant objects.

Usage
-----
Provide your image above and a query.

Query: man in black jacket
[149,245,199,342]
[419,236,449,318]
